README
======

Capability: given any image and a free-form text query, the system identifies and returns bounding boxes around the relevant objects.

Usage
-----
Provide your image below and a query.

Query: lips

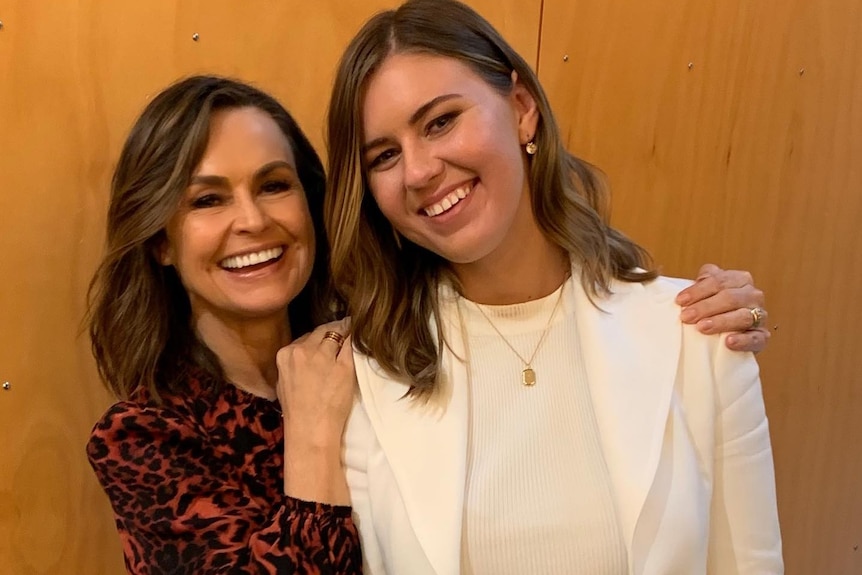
[219,246,284,270]
[423,181,475,217]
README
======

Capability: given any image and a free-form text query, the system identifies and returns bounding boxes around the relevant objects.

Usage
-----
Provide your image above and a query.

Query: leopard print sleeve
[86,400,362,574]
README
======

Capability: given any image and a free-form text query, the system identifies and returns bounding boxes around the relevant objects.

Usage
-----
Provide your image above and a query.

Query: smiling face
[159,106,315,324]
[361,52,540,269]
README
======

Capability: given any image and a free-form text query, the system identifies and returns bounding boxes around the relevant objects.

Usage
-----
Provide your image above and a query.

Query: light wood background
[0,0,858,573]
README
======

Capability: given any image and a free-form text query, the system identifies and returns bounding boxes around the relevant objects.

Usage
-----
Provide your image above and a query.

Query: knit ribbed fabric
[459,280,627,575]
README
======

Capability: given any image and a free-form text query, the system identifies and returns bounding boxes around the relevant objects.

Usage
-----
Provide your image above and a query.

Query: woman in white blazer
[324,0,782,573]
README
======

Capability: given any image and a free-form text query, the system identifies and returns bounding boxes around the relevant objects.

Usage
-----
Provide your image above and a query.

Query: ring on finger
[322,330,346,347]
[748,307,766,330]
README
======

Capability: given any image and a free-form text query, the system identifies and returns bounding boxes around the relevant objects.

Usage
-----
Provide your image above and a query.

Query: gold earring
[525,140,537,155]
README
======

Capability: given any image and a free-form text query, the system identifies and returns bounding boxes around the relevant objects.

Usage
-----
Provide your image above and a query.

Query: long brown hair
[88,76,330,401]
[326,0,656,397]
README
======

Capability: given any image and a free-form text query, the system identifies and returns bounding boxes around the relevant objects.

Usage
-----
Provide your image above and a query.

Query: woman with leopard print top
[86,76,360,574]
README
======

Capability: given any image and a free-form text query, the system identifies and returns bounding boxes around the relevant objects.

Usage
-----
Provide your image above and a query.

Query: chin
[436,244,498,266]
[420,229,504,266]
[227,297,293,320]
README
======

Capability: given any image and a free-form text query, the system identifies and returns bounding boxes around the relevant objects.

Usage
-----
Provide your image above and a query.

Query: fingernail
[680,308,697,322]
[726,335,737,347]
[676,294,691,306]
[697,319,714,333]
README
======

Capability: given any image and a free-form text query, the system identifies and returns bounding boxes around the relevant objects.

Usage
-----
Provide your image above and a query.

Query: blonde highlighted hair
[326,0,656,397]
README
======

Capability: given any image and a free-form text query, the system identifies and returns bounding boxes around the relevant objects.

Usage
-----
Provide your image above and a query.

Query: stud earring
[525,139,538,155]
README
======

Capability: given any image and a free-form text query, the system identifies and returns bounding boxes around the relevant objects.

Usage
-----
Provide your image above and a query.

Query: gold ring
[748,307,766,329]
[322,331,346,347]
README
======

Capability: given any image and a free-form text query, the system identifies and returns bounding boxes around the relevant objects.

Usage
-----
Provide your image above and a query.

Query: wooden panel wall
[0,2,540,573]
[538,0,862,573]
[2,0,858,573]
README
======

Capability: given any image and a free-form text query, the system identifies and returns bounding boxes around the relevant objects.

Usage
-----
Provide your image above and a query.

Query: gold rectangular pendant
[522,367,537,386]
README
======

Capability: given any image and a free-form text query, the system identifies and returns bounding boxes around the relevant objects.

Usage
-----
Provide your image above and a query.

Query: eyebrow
[189,160,295,187]
[361,93,462,154]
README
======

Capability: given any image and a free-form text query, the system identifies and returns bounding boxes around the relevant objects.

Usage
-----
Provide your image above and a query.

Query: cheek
[274,194,313,232]
[290,207,314,239]
[369,178,406,223]
[172,218,221,268]
[470,108,524,164]
[278,199,317,264]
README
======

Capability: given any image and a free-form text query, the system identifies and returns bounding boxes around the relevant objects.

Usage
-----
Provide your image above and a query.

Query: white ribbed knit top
[458,280,627,575]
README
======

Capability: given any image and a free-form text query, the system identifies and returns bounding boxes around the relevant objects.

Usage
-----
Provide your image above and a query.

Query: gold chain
[471,282,565,386]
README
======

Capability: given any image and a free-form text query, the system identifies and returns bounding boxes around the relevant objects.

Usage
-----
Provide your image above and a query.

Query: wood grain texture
[538,0,862,572]
[0,1,540,572]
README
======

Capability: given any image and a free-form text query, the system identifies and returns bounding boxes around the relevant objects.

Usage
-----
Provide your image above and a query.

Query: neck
[452,219,570,305]
[192,310,291,401]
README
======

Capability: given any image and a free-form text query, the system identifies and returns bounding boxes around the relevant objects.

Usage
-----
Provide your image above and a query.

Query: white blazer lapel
[353,288,469,575]
[571,278,681,564]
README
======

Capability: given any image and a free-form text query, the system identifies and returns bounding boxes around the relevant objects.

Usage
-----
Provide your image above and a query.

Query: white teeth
[220,247,284,270]
[424,184,473,217]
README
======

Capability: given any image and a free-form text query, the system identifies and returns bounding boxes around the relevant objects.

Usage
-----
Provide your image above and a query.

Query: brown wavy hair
[326,0,656,397]
[88,76,330,401]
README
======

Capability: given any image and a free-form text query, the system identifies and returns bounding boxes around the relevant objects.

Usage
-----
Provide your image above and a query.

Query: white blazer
[343,275,783,574]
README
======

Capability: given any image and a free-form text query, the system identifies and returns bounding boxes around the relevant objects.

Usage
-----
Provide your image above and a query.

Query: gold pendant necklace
[471,282,566,387]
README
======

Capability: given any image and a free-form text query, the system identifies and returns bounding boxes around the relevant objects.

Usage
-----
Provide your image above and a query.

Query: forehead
[362,53,497,127]
[197,106,296,173]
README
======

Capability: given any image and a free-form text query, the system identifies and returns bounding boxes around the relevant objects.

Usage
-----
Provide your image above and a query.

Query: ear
[154,235,174,267]
[510,71,540,145]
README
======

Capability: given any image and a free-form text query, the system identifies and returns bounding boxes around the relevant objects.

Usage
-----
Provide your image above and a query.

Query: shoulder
[613,274,693,301]
[85,376,214,470]
[641,275,742,353]
[89,397,195,440]
[91,366,222,435]
[637,275,740,357]
[86,397,198,467]
[633,276,761,411]
[605,273,753,381]
[648,274,695,294]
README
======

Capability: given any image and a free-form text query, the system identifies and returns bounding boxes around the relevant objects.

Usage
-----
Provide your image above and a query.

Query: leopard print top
[87,369,362,574]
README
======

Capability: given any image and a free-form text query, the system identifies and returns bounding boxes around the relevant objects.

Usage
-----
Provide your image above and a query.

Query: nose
[402,141,443,192]
[232,192,268,234]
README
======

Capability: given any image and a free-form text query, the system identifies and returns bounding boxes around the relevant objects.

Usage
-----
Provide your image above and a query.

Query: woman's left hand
[675,263,770,353]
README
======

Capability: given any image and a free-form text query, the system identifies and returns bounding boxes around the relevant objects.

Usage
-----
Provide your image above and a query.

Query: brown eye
[190,194,221,209]
[368,148,399,170]
[426,112,458,136]
[260,180,292,194]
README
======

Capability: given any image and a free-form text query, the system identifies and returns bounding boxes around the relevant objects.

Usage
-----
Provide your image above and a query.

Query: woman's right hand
[276,319,355,505]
